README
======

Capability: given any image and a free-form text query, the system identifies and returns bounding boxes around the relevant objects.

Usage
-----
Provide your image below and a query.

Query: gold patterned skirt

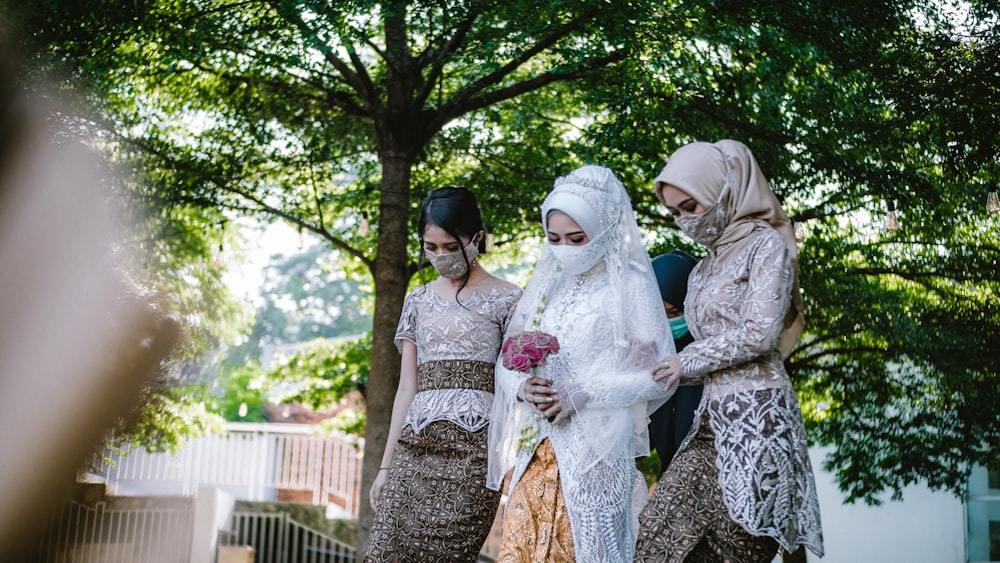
[497,439,575,562]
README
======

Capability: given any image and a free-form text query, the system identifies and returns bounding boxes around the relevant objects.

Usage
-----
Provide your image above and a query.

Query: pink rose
[532,332,554,348]
[534,332,559,355]
[522,342,544,363]
[527,331,559,360]
[508,353,532,373]
[501,331,559,372]
[501,337,526,371]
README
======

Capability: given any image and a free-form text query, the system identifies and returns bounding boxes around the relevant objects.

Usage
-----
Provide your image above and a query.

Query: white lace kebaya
[488,165,676,562]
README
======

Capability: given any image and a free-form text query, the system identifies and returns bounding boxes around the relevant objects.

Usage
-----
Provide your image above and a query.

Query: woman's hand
[545,382,589,424]
[369,468,388,510]
[519,376,556,417]
[521,378,588,423]
[652,354,682,391]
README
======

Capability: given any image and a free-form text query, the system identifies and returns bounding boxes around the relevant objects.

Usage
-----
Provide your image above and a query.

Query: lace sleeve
[393,291,418,353]
[577,364,673,409]
[578,270,676,408]
[497,287,522,335]
[679,229,793,378]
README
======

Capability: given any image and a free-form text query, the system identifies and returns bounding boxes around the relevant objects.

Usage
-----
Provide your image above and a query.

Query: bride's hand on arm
[519,377,589,423]
[545,382,588,424]
[652,354,682,391]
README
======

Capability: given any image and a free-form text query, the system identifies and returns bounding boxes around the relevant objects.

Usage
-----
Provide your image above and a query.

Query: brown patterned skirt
[365,419,500,562]
[634,417,778,563]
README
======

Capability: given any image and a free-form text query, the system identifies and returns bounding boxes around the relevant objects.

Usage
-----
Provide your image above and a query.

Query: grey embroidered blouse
[394,280,522,433]
[678,223,824,556]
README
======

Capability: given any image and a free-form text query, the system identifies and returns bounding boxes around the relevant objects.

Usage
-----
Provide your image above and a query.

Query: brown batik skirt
[497,439,575,562]
[365,421,499,563]
[634,417,779,563]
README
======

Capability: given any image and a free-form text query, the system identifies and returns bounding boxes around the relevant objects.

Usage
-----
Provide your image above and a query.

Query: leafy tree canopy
[226,242,374,366]
[580,0,1000,504]
[4,4,998,548]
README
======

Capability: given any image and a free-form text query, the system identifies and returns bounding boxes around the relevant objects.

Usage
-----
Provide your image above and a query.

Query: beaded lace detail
[500,267,673,561]
[488,165,677,562]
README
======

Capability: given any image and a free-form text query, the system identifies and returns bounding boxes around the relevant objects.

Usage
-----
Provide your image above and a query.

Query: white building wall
[773,446,966,563]
[189,486,236,563]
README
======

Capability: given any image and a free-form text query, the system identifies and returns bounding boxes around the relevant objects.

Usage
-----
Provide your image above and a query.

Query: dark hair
[417,186,485,295]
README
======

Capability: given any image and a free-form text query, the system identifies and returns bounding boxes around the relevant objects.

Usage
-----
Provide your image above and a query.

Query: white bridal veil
[488,164,676,489]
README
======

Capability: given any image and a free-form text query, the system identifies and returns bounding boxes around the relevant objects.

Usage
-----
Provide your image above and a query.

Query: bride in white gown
[487,164,676,562]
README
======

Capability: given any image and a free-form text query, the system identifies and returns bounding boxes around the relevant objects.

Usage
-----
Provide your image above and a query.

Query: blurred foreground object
[0,31,178,558]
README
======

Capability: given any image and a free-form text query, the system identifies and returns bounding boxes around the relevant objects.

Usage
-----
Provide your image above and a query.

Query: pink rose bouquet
[503,330,560,450]
[501,330,560,374]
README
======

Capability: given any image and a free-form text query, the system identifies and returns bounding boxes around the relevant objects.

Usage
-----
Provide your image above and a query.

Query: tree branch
[268,0,379,111]
[413,6,486,107]
[460,7,602,98]
[116,131,373,269]
[788,345,890,369]
[307,155,328,232]
[441,50,627,126]
[851,267,996,284]
[184,55,368,117]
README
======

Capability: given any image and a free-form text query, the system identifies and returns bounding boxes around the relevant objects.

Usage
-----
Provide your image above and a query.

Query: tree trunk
[356,149,412,552]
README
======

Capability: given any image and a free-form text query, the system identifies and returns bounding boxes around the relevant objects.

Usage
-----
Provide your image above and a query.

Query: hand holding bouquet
[502,331,562,445]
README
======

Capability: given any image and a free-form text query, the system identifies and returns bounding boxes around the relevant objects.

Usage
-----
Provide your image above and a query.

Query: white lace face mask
[425,238,479,279]
[548,238,605,275]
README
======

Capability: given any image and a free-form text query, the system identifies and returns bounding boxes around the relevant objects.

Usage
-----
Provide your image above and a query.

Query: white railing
[88,422,506,559]
[220,511,356,562]
[27,499,194,563]
[92,423,363,516]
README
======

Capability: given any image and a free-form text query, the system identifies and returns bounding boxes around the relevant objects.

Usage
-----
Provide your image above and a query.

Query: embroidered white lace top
[679,223,824,556]
[496,265,675,562]
[395,280,521,433]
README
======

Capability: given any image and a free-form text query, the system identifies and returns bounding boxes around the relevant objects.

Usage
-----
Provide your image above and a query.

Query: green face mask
[669,315,689,340]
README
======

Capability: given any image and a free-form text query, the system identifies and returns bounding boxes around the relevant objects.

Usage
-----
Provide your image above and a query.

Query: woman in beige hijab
[635,140,824,561]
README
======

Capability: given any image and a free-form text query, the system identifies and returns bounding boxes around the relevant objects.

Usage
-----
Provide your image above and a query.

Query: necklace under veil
[487,164,675,499]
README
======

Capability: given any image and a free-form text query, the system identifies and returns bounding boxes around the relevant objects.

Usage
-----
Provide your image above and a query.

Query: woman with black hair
[365,186,522,562]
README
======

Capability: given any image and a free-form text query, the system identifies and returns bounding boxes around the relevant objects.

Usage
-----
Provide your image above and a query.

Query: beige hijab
[654,139,804,358]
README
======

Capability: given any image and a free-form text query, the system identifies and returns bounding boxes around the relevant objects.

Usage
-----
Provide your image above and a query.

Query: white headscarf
[506,165,659,344]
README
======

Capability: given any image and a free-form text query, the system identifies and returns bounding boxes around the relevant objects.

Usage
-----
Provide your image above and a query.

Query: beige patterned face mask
[675,182,731,247]
[425,238,478,279]
[676,200,728,247]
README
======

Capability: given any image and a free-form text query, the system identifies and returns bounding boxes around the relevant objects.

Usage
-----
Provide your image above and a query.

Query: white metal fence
[93,423,362,516]
[220,511,356,563]
[84,422,505,560]
[26,499,193,563]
